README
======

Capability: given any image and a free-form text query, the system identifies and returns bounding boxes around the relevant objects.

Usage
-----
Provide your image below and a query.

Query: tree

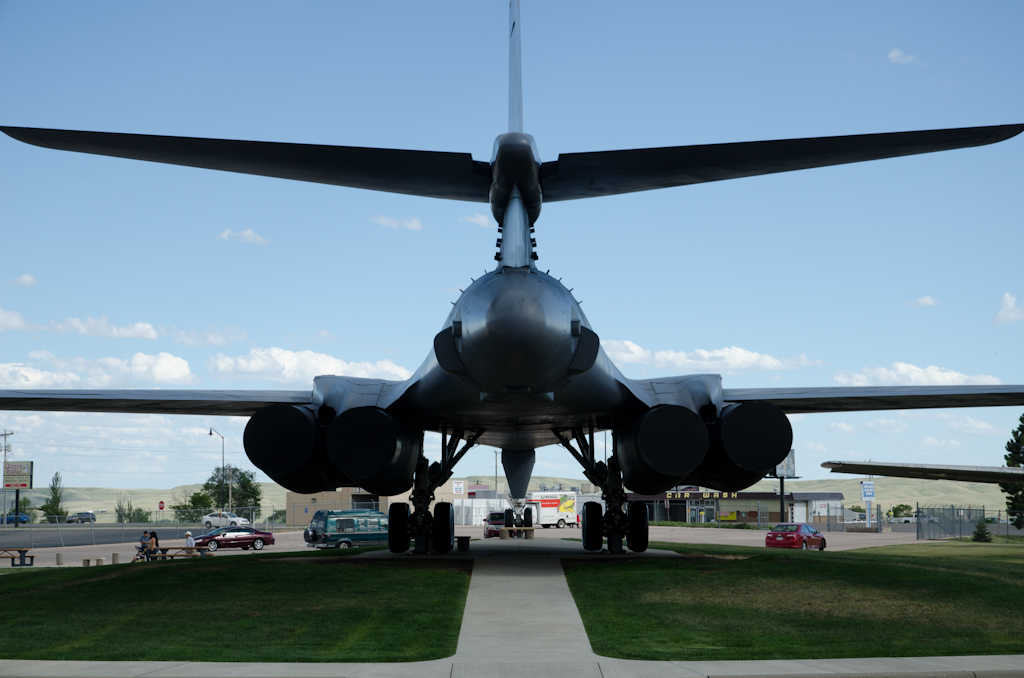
[18,497,36,523]
[202,465,262,517]
[892,504,914,518]
[849,505,865,514]
[37,472,68,524]
[972,516,993,543]
[115,492,132,524]
[999,413,1024,530]
[171,491,213,523]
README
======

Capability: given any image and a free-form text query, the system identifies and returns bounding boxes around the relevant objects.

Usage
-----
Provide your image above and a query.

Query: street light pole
[209,429,227,511]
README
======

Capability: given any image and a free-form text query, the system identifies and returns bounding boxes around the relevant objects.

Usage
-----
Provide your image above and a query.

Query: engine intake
[244,404,342,493]
[326,407,420,496]
[617,405,709,495]
[686,401,793,491]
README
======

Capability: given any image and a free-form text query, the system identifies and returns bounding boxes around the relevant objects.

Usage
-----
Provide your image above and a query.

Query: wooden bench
[0,549,34,567]
[498,526,535,540]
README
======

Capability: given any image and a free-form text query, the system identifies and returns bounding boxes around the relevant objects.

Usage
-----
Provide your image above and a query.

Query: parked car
[201,511,250,528]
[766,523,826,550]
[303,509,388,549]
[66,511,96,523]
[3,513,30,524]
[483,511,504,538]
[194,526,274,552]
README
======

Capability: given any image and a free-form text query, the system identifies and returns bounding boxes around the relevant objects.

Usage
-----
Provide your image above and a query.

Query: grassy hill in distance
[748,476,1010,511]
[9,483,288,521]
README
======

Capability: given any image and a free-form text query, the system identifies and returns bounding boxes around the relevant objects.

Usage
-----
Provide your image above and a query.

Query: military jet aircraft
[2,1,1023,554]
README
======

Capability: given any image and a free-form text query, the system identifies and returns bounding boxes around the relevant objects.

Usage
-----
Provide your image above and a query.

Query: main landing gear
[389,427,483,554]
[553,427,649,554]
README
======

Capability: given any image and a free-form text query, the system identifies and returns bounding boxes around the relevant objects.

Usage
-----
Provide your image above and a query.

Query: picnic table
[0,548,34,567]
[145,546,210,561]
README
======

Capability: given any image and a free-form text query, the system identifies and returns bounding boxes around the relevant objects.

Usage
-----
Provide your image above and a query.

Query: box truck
[526,492,577,528]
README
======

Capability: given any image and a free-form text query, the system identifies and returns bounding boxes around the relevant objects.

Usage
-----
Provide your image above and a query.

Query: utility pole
[1,430,14,528]
[209,429,227,511]
[494,449,498,497]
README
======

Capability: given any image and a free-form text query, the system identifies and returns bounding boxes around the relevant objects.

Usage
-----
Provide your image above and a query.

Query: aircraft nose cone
[458,271,574,392]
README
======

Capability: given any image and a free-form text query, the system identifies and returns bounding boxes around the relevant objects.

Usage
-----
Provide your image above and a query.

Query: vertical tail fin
[508,0,523,133]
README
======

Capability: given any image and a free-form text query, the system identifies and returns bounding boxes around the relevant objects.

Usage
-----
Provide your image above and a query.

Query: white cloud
[888,48,918,65]
[865,418,909,433]
[830,422,856,434]
[922,436,960,448]
[603,339,821,373]
[803,441,828,453]
[786,414,805,423]
[908,295,938,307]
[994,292,1023,325]
[173,327,246,347]
[10,274,36,287]
[1,308,158,339]
[371,216,422,231]
[54,316,159,340]
[942,414,998,436]
[207,347,412,386]
[216,228,268,245]
[0,351,197,388]
[0,308,41,332]
[832,361,1001,386]
[460,213,494,228]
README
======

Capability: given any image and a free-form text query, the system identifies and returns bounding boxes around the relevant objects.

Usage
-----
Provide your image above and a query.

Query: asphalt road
[0,523,278,549]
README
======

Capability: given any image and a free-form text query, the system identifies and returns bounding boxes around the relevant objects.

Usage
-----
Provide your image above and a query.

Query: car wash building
[626,489,844,524]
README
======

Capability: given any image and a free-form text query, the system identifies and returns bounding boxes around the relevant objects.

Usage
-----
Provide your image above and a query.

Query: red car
[194,526,275,552]
[765,523,826,550]
[483,511,504,538]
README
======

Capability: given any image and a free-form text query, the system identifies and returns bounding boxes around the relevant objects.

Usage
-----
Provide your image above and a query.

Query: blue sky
[1,1,1022,490]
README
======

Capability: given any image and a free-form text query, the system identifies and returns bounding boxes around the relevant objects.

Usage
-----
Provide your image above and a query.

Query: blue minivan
[304,509,389,549]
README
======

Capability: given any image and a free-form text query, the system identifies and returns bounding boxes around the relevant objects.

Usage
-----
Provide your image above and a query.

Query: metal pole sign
[3,461,33,489]
[861,481,875,528]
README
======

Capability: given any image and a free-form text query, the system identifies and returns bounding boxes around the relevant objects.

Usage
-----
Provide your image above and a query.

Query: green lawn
[0,547,470,662]
[564,540,1024,661]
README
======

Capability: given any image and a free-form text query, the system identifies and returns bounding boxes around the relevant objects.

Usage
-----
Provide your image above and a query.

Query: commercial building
[627,489,844,524]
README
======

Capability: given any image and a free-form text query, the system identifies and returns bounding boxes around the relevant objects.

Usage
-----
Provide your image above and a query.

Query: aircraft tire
[388,503,410,553]
[582,502,604,552]
[626,501,649,553]
[504,509,514,533]
[433,502,455,554]
[524,507,533,528]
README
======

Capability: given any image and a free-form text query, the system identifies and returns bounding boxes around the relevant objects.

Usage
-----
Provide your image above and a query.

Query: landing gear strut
[389,427,483,554]
[553,426,648,553]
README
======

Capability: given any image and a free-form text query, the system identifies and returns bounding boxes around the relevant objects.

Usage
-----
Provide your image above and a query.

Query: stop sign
[159,501,165,510]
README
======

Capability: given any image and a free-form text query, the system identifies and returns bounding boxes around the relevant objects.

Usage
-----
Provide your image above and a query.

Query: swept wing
[822,460,1024,484]
[721,384,1024,414]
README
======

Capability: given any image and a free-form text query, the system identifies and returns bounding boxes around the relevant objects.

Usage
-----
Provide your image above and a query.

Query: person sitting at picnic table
[147,531,159,561]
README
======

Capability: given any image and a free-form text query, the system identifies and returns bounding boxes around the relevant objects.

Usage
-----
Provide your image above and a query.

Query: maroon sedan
[766,523,826,550]
[194,526,275,552]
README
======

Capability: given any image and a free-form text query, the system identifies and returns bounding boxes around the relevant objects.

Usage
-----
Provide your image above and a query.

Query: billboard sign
[453,480,465,495]
[3,461,33,489]
[861,481,875,501]
[775,449,797,478]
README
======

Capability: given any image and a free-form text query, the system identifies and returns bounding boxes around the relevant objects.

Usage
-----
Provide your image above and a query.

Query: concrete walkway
[2,536,1022,677]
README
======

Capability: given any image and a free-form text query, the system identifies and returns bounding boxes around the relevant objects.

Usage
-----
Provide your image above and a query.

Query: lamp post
[209,429,228,511]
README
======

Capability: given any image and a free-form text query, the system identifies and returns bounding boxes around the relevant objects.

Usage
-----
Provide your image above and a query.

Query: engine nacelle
[244,404,346,493]
[617,405,709,495]
[686,401,793,492]
[325,407,420,496]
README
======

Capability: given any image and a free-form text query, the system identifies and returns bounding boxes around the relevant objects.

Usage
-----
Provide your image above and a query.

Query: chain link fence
[916,504,986,540]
